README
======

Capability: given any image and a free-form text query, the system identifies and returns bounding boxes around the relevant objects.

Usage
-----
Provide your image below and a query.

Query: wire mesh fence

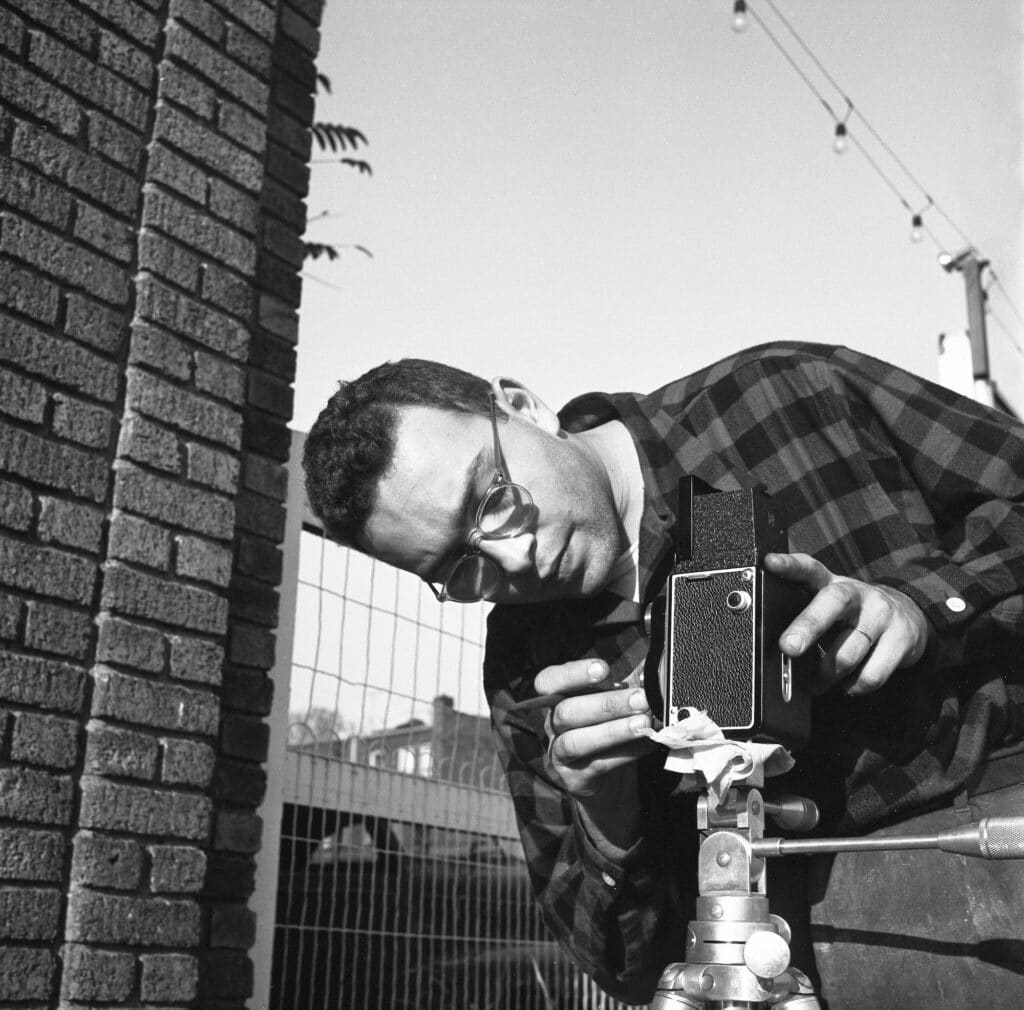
[269,524,636,1010]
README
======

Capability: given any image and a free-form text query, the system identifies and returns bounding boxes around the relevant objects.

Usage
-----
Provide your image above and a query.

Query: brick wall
[0,1,322,1006]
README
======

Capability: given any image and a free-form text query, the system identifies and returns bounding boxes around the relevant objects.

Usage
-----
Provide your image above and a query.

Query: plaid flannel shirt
[482,342,1024,1003]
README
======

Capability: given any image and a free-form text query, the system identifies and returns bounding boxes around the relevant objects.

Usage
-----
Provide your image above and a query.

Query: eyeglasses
[426,395,534,603]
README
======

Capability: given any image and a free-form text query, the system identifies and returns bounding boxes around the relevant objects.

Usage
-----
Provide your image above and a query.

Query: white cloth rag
[639,709,794,807]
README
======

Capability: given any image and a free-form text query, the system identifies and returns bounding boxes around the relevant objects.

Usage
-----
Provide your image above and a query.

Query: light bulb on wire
[731,0,749,33]
[833,121,848,154]
[910,213,924,243]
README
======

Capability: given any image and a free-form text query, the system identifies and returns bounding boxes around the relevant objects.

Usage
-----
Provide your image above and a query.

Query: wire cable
[743,0,1024,358]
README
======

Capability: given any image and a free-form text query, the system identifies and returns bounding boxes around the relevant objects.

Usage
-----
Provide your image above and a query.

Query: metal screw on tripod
[743,930,791,980]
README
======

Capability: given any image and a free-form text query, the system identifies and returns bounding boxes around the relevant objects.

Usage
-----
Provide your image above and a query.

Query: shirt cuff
[870,557,1005,668]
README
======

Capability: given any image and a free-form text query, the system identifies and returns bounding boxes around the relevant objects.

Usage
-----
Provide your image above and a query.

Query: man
[303,342,1024,1008]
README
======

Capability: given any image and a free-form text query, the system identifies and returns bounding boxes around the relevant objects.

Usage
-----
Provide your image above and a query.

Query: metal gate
[252,431,634,1010]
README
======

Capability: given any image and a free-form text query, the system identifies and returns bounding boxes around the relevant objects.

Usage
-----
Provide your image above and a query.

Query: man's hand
[765,552,930,696]
[534,658,656,851]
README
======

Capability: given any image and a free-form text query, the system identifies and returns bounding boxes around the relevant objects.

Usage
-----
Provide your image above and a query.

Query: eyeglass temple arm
[488,393,512,480]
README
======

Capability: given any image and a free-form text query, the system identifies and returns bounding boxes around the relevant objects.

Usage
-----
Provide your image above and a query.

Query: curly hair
[302,358,493,545]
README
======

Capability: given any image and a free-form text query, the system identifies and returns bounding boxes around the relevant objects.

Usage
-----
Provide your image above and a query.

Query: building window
[396,746,417,774]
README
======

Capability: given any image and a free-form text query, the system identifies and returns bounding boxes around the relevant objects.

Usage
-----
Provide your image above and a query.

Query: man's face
[357,404,625,604]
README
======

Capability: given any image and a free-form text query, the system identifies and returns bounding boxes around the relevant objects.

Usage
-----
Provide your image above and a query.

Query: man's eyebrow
[424,446,489,585]
[457,446,490,527]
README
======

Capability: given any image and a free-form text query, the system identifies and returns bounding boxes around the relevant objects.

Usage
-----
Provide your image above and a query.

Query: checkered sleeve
[824,346,1024,671]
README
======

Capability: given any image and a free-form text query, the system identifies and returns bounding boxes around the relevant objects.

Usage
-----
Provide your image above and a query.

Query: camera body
[657,478,811,749]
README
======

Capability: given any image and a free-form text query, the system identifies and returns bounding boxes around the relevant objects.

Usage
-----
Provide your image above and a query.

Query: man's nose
[476,532,536,574]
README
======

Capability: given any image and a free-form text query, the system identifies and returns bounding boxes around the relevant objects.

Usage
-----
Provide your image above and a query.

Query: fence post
[250,428,307,1008]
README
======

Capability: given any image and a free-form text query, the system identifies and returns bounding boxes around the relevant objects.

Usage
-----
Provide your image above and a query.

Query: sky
[292,0,1023,429]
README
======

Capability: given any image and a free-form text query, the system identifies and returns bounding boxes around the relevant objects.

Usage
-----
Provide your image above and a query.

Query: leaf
[311,123,370,153]
[303,242,340,261]
[302,242,375,262]
[310,124,329,150]
[341,158,372,176]
[342,126,368,148]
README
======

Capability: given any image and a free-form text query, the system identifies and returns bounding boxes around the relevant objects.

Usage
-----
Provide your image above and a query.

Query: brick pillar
[0,1,323,1007]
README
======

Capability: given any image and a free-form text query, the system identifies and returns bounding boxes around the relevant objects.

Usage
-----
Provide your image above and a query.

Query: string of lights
[984,269,1024,354]
[989,268,1024,330]
[729,0,1024,363]
[989,310,1024,357]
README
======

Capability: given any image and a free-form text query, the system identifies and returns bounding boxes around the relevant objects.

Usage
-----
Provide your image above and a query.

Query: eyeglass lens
[445,555,502,602]
[477,483,531,535]
[444,483,532,601]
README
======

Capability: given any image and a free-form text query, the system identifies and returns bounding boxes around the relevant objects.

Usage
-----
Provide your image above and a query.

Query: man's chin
[490,545,618,605]
[491,574,580,606]
[498,571,603,606]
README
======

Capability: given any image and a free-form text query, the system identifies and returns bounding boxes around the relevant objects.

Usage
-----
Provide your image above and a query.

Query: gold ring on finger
[850,627,874,648]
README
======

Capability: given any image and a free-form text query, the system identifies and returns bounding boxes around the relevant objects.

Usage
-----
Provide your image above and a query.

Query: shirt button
[945,597,967,613]
[601,872,617,888]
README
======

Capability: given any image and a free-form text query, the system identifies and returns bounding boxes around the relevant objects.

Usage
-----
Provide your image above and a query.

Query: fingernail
[629,715,649,732]
[783,634,804,653]
[588,661,605,681]
[629,690,648,711]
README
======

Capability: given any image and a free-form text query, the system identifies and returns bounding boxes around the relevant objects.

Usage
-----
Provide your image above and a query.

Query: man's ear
[490,377,562,436]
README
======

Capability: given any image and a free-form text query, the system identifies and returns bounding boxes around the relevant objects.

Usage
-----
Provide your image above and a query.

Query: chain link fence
[266,502,634,1010]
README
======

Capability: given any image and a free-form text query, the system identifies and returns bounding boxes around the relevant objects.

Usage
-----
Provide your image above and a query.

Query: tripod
[650,785,1024,1009]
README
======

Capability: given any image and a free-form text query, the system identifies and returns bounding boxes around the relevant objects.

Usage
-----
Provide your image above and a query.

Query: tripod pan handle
[939,817,1024,859]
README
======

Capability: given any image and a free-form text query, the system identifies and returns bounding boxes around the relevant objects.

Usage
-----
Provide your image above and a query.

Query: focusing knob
[726,589,752,612]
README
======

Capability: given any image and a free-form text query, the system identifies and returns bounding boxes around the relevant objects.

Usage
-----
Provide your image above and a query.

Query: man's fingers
[781,580,861,655]
[533,658,644,706]
[550,687,649,734]
[551,714,652,763]
[848,644,901,695]
[548,720,655,798]
[768,552,930,698]
[769,555,865,656]
[765,551,831,589]
[812,601,922,695]
[535,660,654,800]
[534,658,610,697]
[556,746,654,798]
[814,625,880,693]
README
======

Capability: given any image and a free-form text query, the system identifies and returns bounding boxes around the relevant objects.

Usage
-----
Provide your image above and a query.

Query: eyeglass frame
[425,394,534,603]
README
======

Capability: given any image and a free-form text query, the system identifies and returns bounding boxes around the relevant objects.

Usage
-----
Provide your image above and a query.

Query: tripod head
[651,784,1024,1009]
[651,785,820,1009]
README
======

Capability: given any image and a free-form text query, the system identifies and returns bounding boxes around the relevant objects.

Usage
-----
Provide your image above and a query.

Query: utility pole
[939,248,997,408]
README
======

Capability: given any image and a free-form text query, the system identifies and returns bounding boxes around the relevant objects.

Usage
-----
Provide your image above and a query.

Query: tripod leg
[774,967,821,1009]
